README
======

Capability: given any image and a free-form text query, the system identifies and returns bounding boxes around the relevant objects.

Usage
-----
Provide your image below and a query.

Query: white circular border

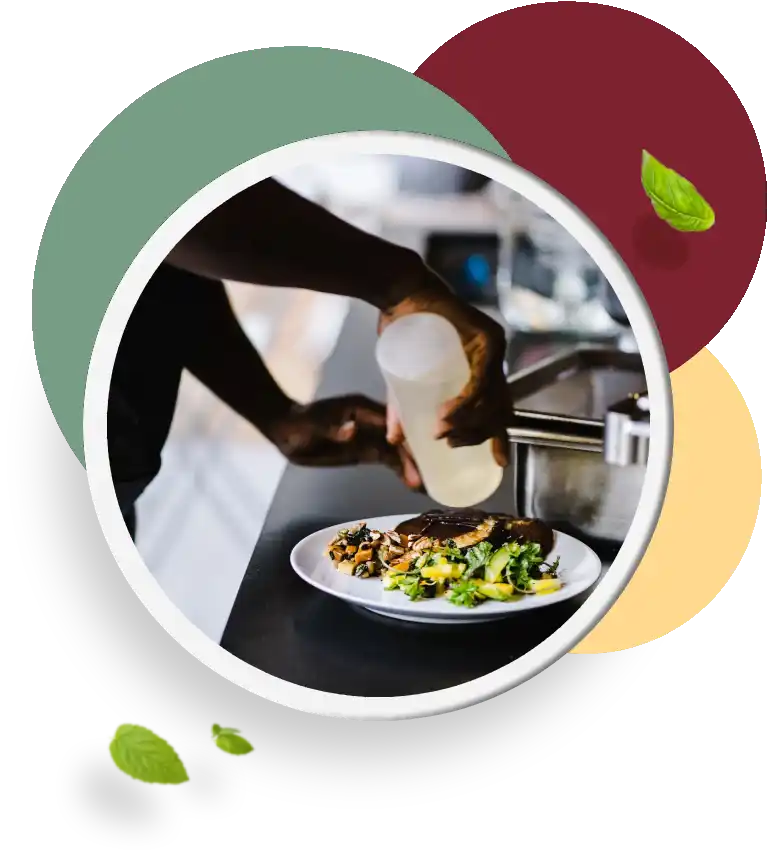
[84,131,673,721]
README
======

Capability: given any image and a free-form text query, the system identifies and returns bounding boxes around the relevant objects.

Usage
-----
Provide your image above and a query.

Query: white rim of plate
[83,131,673,720]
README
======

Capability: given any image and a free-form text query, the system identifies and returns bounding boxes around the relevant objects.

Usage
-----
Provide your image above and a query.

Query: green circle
[32,47,506,464]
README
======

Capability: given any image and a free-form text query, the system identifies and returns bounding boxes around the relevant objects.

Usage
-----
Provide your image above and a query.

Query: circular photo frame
[83,131,672,719]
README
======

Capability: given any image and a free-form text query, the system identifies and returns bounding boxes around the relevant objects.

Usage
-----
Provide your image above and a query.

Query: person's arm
[179,271,421,488]
[167,177,440,310]
[168,178,509,467]
[178,268,293,436]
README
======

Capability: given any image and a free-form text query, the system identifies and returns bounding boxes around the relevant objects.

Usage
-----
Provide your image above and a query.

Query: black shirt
[107,263,194,521]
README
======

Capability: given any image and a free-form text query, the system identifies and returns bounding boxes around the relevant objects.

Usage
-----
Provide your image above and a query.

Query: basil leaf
[211,723,256,758]
[109,725,189,784]
[215,733,254,755]
[212,724,240,737]
[641,150,715,232]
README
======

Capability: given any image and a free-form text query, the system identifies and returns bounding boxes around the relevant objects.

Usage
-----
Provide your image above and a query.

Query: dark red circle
[416,4,766,370]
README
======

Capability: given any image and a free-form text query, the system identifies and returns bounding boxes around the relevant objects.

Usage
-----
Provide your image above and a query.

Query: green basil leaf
[211,723,256,758]
[215,733,254,756]
[109,725,189,784]
[641,150,715,232]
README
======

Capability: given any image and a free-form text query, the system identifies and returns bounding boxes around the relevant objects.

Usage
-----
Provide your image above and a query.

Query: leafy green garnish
[414,552,430,571]
[347,524,371,546]
[399,575,425,600]
[463,541,493,578]
[501,541,547,591]
[641,150,715,232]
[441,540,463,561]
[539,556,561,575]
[212,724,253,755]
[446,580,482,608]
[109,725,189,784]
[383,573,403,591]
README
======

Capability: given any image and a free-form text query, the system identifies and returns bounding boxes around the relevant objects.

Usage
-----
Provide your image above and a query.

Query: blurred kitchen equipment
[604,391,650,466]
[396,159,484,195]
[597,275,638,352]
[527,208,591,327]
[480,181,621,341]
[424,233,499,307]
[376,313,503,507]
[505,346,649,553]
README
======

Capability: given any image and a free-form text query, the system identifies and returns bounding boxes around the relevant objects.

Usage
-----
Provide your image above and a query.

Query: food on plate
[325,510,561,607]
[394,509,554,555]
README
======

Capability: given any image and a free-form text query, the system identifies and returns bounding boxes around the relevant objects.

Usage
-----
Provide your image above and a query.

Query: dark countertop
[220,300,602,697]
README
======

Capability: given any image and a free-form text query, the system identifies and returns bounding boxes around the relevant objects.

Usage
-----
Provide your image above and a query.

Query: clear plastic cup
[376,313,504,507]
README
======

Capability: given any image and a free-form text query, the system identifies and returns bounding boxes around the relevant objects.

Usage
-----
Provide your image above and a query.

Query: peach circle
[573,348,761,653]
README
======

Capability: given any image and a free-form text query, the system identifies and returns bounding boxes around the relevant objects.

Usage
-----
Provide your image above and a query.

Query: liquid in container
[375,313,504,507]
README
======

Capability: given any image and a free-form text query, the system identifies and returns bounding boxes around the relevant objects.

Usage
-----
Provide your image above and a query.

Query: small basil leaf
[215,733,254,756]
[641,150,715,232]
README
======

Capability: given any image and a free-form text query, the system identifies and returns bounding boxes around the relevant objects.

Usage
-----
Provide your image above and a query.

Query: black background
[31,2,767,792]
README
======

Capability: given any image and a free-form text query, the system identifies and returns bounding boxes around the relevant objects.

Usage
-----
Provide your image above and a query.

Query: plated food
[326,509,562,608]
[292,514,602,624]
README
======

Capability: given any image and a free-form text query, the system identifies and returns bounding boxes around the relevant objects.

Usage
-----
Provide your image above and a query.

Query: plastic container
[375,313,504,507]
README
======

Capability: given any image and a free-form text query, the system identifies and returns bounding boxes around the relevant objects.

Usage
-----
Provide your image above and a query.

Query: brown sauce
[394,510,555,556]
[394,509,490,540]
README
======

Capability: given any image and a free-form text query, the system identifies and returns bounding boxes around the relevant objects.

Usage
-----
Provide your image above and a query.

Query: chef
[108,177,509,539]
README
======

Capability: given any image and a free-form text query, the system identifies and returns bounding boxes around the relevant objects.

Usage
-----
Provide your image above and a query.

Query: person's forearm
[166,178,446,310]
[178,271,294,435]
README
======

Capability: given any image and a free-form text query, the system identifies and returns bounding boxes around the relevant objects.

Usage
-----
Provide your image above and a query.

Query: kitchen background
[133,154,638,642]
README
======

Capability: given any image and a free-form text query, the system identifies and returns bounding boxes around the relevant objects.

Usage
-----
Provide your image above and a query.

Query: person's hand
[378,269,510,468]
[267,395,423,491]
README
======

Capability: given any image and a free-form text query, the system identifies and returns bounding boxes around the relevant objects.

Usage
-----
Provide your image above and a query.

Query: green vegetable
[109,725,189,784]
[399,575,425,600]
[500,541,543,591]
[485,546,511,583]
[473,581,515,601]
[382,572,404,591]
[539,556,561,576]
[212,724,253,755]
[464,541,493,578]
[415,552,430,570]
[641,150,715,232]
[340,523,369,546]
[446,580,482,608]
[442,542,463,561]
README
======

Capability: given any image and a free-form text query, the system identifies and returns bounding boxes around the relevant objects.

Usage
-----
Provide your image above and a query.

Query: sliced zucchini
[472,580,515,601]
[484,546,510,583]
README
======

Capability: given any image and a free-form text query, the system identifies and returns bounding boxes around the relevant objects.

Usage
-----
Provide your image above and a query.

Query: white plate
[291,514,603,624]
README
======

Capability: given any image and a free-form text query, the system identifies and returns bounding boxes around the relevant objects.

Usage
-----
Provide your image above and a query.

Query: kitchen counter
[220,300,605,697]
